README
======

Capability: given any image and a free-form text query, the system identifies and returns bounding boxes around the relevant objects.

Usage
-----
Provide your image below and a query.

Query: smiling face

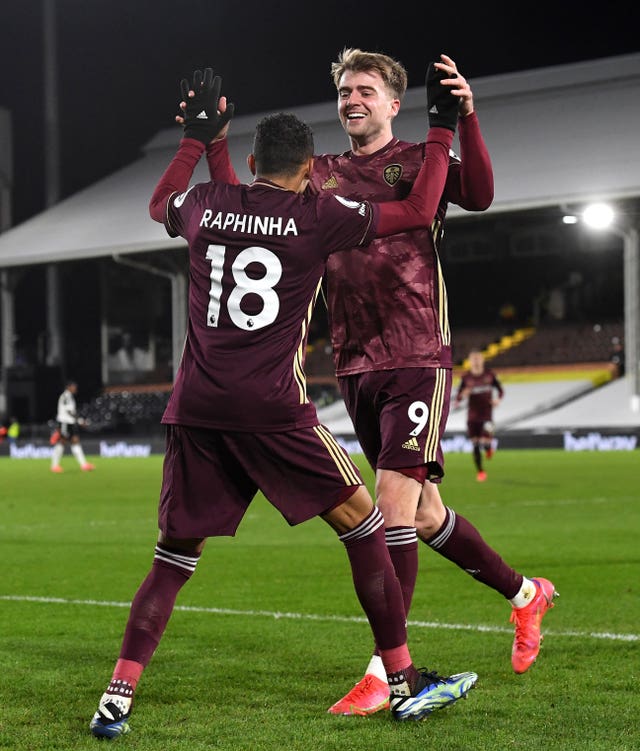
[337,68,400,154]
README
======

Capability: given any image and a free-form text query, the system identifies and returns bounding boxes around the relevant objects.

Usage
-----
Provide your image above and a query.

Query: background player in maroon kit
[454,349,504,481]
[89,69,478,738]
[201,50,557,715]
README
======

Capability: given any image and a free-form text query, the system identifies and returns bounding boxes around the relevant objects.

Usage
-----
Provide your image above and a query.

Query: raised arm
[456,112,494,210]
[205,138,241,186]
[375,61,458,236]
[149,138,205,225]
[149,69,234,224]
[433,54,494,211]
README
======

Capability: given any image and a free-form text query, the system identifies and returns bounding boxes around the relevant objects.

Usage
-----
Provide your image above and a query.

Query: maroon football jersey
[310,139,453,375]
[308,115,492,377]
[161,180,378,431]
[456,369,504,423]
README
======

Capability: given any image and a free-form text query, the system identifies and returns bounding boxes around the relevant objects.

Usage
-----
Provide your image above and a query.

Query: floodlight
[582,202,615,230]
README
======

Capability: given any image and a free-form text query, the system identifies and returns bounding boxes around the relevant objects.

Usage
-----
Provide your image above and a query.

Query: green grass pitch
[1,449,639,750]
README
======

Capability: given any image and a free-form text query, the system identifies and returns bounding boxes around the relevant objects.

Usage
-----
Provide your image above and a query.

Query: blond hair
[331,48,408,100]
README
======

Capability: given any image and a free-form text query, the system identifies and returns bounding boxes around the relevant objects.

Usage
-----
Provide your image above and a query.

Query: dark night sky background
[1,0,639,227]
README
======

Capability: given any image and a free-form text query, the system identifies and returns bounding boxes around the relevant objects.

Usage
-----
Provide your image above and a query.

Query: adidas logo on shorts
[401,437,421,452]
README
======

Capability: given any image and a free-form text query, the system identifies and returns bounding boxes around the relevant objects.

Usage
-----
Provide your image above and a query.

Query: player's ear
[247,153,256,176]
[303,157,314,180]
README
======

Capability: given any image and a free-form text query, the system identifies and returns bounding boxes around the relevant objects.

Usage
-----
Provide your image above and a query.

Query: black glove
[425,63,459,132]
[180,68,234,145]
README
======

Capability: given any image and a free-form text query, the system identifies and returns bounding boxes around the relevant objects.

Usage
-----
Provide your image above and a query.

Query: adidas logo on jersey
[401,436,421,452]
[322,175,338,189]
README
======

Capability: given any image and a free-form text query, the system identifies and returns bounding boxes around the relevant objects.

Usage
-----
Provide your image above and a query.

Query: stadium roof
[1,52,639,268]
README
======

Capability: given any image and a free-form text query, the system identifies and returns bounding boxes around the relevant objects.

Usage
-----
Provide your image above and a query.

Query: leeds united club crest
[383,164,402,186]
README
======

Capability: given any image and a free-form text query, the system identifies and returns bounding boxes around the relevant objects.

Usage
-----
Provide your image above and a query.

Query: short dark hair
[253,113,314,177]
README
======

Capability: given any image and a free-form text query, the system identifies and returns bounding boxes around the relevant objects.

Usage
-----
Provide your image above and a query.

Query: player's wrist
[206,137,228,153]
[183,127,214,146]
[426,126,455,143]
[180,137,208,152]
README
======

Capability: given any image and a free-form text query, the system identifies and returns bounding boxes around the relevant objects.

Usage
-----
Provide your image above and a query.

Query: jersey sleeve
[149,138,206,236]
[206,139,241,185]
[443,112,494,211]
[316,193,379,253]
[164,185,202,239]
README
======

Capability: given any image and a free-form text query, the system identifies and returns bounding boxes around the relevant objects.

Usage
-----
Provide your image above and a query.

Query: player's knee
[375,471,420,527]
[377,496,416,528]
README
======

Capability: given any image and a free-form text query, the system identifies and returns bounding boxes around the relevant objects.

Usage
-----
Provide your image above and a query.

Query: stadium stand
[451,325,513,365]
[487,321,623,367]
[451,321,623,368]
[18,319,625,440]
[80,387,170,435]
[77,380,342,435]
[447,376,597,432]
[509,376,640,429]
[315,319,630,437]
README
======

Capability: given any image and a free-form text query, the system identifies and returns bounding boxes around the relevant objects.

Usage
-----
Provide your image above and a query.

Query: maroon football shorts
[339,367,452,483]
[467,419,494,440]
[158,423,364,538]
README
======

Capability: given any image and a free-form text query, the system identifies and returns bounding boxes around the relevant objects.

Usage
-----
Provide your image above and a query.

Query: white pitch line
[1,594,638,642]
